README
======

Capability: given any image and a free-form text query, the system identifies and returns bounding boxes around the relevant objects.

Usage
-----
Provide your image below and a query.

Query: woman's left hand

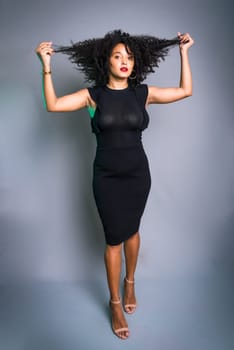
[177,32,194,50]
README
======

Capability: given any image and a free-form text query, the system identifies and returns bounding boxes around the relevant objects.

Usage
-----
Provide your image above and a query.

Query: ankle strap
[125,277,135,284]
[110,299,121,304]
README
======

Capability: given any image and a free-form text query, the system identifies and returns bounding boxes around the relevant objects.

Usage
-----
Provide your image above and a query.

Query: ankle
[110,298,121,305]
[125,277,135,284]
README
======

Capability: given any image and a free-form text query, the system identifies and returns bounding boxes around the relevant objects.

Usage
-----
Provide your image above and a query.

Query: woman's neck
[107,78,128,90]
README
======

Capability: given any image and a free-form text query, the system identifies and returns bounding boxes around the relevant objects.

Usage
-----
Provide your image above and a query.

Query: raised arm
[35,42,92,112]
[146,32,194,105]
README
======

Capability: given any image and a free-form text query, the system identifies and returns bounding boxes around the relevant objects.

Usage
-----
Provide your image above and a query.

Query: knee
[125,231,140,243]
[105,243,122,255]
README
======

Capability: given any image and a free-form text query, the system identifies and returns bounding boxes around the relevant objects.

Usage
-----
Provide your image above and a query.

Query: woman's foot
[123,277,137,314]
[109,299,129,340]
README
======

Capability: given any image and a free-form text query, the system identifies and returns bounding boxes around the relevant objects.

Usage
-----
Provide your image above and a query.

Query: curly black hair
[54,29,180,86]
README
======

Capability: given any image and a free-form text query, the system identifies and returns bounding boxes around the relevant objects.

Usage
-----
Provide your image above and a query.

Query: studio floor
[0,273,233,350]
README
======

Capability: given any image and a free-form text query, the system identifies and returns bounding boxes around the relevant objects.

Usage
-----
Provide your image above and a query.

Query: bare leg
[104,244,129,339]
[123,232,140,313]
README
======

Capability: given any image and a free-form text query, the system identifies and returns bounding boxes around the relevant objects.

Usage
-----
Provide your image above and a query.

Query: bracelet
[42,70,51,75]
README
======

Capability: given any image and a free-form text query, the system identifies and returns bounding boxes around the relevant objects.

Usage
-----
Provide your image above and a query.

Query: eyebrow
[112,51,133,55]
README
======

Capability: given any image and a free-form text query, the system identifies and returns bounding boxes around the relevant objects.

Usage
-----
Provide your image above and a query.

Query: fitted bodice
[87,84,150,149]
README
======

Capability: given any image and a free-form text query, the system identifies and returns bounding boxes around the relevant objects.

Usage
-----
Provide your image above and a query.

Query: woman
[35,29,194,340]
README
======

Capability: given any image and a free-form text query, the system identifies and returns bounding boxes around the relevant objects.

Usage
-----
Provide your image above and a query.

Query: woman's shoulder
[87,85,104,102]
[134,83,148,102]
[134,83,148,91]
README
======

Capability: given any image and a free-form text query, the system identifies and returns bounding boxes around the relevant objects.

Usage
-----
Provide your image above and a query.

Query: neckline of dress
[104,85,130,92]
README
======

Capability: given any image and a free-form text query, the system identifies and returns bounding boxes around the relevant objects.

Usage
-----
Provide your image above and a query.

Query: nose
[122,57,127,65]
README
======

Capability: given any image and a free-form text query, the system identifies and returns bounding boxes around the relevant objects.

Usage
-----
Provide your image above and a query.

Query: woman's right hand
[35,41,54,68]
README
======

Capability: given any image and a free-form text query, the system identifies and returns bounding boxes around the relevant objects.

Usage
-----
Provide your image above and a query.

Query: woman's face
[108,43,135,80]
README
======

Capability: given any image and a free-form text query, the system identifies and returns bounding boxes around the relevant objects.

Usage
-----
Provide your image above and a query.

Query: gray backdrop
[0,0,233,282]
[0,0,233,349]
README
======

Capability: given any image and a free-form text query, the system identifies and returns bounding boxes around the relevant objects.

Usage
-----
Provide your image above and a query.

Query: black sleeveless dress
[88,84,151,245]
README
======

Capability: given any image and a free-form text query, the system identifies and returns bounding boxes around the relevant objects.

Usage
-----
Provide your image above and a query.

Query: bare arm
[147,32,194,105]
[35,42,93,112]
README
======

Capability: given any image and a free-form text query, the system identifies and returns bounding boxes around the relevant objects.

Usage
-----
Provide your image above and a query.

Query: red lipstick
[120,67,128,72]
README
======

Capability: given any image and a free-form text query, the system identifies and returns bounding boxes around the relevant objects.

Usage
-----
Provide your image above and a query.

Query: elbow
[45,104,56,112]
[46,106,54,112]
[44,98,58,112]
[180,86,192,98]
[184,89,193,98]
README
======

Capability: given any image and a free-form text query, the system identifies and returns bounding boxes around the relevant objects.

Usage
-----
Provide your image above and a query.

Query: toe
[122,331,129,339]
